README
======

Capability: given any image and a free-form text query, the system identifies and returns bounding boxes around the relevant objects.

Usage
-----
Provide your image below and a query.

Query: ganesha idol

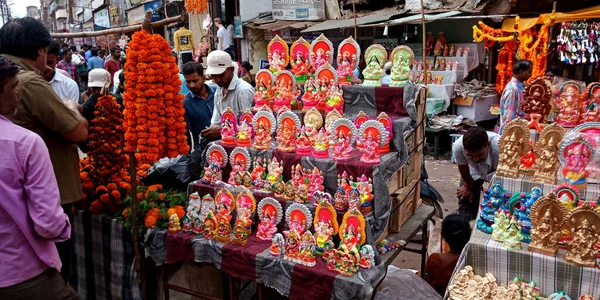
[519,78,552,123]
[358,120,389,164]
[331,118,356,161]
[309,34,333,73]
[362,44,387,87]
[301,77,319,112]
[290,37,311,84]
[389,46,414,88]
[336,37,360,86]
[267,35,289,75]
[273,71,297,112]
[220,107,237,145]
[554,82,585,127]
[326,82,344,114]
[253,70,275,112]
[559,134,596,189]
[583,82,600,122]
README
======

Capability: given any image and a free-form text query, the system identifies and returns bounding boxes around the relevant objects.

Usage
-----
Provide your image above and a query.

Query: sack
[72,53,85,66]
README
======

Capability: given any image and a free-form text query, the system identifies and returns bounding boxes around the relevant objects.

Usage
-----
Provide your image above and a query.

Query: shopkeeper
[499,59,532,133]
[452,127,500,220]
[201,50,254,140]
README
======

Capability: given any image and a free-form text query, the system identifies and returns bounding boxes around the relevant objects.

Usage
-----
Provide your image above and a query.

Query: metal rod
[420,0,427,86]
[358,14,521,28]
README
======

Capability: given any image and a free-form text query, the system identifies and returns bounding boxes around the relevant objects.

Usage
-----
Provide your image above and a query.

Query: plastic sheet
[375,266,442,300]
[143,154,202,192]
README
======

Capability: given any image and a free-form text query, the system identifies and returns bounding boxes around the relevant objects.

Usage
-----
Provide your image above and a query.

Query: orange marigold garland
[80,94,130,213]
[124,31,189,177]
[185,0,207,14]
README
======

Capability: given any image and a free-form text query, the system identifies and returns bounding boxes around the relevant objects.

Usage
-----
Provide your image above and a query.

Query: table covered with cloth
[446,229,600,298]
[210,83,419,243]
[491,175,600,202]
[146,228,386,300]
[70,210,141,300]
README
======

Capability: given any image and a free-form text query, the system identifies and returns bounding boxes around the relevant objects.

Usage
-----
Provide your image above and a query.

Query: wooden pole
[420,0,427,86]
[50,15,183,38]
[353,2,357,39]
[129,154,143,286]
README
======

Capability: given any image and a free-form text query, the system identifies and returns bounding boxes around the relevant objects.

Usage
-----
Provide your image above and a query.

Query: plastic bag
[375,266,442,300]
[142,154,202,192]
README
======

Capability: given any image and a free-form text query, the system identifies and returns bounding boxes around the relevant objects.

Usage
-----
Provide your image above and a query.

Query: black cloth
[181,52,194,65]
[458,179,484,220]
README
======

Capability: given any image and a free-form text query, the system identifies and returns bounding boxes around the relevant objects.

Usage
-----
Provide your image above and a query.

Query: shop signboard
[109,3,126,28]
[272,0,325,21]
[94,8,111,31]
[234,16,243,38]
[91,0,105,10]
[127,0,162,25]
[125,0,145,10]
[259,60,269,70]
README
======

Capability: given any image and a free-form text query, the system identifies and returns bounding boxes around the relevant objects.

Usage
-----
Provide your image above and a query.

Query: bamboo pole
[420,0,427,86]
[353,2,357,39]
[50,15,183,38]
[129,153,145,294]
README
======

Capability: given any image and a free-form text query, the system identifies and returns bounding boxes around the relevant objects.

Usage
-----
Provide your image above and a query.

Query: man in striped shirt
[499,59,532,133]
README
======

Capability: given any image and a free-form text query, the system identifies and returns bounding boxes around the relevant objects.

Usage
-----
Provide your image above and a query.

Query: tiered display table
[446,175,600,299]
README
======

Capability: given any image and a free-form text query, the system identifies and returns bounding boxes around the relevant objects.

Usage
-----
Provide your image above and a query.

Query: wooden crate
[389,179,421,232]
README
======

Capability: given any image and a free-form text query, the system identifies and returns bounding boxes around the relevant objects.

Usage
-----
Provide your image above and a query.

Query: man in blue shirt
[86,49,104,70]
[85,45,93,60]
[182,62,215,151]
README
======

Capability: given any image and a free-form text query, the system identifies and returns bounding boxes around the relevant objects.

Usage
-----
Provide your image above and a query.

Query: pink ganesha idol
[220,107,237,145]
[358,120,389,164]
[273,71,297,112]
[331,118,356,161]
[256,197,283,241]
[312,128,330,159]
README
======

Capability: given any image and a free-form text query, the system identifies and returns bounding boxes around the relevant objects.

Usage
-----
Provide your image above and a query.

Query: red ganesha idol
[290,37,311,85]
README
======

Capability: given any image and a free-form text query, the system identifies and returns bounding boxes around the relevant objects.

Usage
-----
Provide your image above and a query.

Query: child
[424,214,471,296]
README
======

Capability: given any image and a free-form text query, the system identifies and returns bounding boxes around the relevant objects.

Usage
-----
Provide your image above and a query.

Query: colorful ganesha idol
[236,109,254,147]
[275,108,301,153]
[316,65,343,114]
[215,189,235,243]
[309,34,333,73]
[336,36,360,86]
[201,144,228,185]
[290,37,311,85]
[377,112,393,153]
[327,196,366,276]
[231,189,256,246]
[284,203,313,264]
[227,147,251,187]
[267,35,289,75]
[476,182,511,234]
[313,193,339,255]
[559,134,596,189]
[257,197,283,241]
[583,83,600,122]
[331,118,356,161]
[273,71,297,112]
[358,120,389,164]
[220,107,237,145]
[554,82,585,127]
[252,107,276,151]
[253,70,275,112]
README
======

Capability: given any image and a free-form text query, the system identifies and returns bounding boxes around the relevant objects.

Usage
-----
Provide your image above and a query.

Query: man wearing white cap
[201,50,254,140]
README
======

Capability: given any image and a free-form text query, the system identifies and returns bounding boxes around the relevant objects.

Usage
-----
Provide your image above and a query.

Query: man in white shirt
[215,18,236,61]
[451,127,500,220]
[43,42,80,102]
[201,50,254,140]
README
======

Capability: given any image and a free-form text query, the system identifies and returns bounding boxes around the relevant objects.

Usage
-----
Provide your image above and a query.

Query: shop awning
[244,20,317,31]
[300,8,407,33]
[360,10,464,27]
[501,5,600,32]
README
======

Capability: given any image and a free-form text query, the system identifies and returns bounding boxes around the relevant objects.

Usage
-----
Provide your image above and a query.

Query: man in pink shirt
[104,46,121,88]
[0,58,80,298]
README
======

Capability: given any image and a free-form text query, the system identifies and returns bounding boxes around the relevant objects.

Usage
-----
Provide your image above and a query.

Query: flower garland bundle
[185,0,207,14]
[518,25,549,81]
[495,41,517,94]
[80,95,130,213]
[118,184,187,229]
[473,21,514,48]
[124,31,189,177]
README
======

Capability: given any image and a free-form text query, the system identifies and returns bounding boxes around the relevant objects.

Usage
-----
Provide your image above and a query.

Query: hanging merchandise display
[123,30,189,176]
[556,21,600,65]
[473,17,550,93]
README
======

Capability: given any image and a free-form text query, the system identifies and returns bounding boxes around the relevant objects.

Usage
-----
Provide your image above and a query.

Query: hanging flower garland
[473,17,550,92]
[124,31,189,177]
[80,94,130,214]
[185,0,208,15]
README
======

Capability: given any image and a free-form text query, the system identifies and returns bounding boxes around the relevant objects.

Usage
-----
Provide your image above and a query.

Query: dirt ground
[390,155,460,270]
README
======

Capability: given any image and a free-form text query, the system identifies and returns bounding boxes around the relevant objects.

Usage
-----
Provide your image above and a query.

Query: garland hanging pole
[50,15,183,38]
[130,153,143,286]
[420,0,427,86]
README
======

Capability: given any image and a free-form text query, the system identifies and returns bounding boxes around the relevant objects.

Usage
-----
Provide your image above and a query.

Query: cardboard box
[455,94,499,122]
